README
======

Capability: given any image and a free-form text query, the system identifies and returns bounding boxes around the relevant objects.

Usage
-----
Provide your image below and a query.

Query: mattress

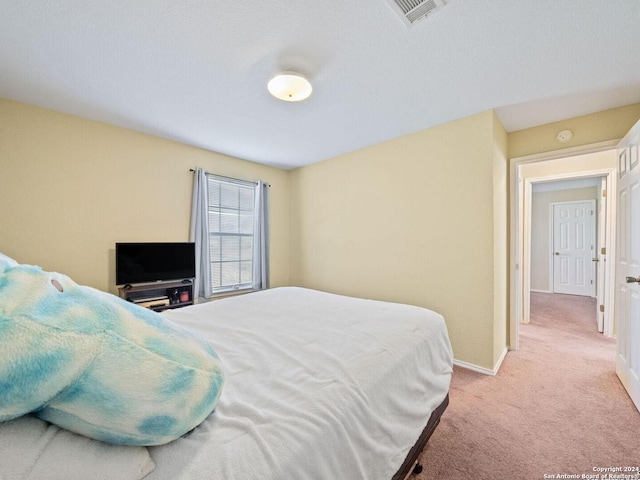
[147,287,452,480]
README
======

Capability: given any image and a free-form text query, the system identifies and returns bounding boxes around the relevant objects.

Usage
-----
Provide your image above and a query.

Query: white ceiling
[1,0,639,170]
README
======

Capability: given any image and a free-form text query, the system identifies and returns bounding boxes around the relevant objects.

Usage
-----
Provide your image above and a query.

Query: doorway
[509,143,618,350]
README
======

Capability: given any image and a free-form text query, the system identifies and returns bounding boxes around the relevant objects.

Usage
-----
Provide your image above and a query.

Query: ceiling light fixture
[267,72,312,102]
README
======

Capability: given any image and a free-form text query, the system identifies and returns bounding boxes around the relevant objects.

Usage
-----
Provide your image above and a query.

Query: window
[190,168,268,300]
[207,175,255,294]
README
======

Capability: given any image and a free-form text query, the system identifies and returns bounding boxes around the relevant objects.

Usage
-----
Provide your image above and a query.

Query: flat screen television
[116,242,196,285]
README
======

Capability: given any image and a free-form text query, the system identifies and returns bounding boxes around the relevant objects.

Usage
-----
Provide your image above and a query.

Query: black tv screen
[116,242,196,285]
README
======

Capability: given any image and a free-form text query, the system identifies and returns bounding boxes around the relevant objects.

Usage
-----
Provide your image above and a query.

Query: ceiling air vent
[384,0,449,27]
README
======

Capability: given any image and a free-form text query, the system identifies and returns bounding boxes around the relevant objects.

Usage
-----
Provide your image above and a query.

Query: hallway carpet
[417,292,640,480]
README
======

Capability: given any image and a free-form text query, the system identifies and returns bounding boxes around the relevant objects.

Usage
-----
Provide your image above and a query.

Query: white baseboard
[453,347,509,376]
[530,289,552,294]
[493,347,509,374]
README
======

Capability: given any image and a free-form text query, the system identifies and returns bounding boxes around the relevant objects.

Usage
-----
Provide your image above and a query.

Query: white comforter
[147,287,452,480]
[0,415,154,480]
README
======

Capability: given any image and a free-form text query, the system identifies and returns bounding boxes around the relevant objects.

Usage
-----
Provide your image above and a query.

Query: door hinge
[591,210,594,215]
[600,304,605,313]
[591,280,593,285]
[601,247,606,255]
[602,190,607,197]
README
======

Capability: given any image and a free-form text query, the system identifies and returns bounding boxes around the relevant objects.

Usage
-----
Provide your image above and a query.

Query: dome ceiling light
[267,72,312,102]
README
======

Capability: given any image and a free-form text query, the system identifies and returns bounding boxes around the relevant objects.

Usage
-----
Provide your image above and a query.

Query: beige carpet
[418,292,640,479]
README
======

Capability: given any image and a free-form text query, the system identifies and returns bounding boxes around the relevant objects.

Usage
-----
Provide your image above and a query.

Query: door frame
[549,199,597,297]
[596,176,608,332]
[509,140,619,350]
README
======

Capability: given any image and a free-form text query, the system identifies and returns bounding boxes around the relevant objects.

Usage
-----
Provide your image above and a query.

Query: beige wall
[0,98,290,294]
[509,103,640,159]
[4,94,638,373]
[290,110,508,370]
[492,111,509,366]
[530,187,598,292]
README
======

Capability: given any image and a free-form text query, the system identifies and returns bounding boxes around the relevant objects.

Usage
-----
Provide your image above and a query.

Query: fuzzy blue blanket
[0,253,224,446]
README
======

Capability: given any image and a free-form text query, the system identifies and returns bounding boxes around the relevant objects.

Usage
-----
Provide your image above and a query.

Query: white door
[616,119,640,412]
[552,201,596,296]
[596,177,607,332]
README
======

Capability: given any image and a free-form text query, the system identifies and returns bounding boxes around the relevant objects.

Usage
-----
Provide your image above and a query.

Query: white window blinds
[207,175,255,293]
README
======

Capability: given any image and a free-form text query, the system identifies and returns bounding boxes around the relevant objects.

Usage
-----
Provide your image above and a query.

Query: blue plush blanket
[0,253,224,446]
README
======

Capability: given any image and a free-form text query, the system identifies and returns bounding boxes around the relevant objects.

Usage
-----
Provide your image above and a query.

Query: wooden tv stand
[118,280,194,312]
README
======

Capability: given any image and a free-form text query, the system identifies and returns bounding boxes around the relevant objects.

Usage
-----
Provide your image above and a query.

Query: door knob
[626,276,640,284]
[555,252,560,256]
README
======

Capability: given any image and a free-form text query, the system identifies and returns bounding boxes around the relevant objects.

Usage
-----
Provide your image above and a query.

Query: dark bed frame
[391,394,449,480]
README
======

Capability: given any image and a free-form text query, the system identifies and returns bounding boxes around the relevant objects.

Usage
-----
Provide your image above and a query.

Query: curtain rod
[190,169,270,187]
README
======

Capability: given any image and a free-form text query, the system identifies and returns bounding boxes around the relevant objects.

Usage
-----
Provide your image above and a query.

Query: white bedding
[0,415,154,480]
[147,287,452,480]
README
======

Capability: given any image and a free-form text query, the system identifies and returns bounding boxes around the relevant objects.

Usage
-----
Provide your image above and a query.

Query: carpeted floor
[418,292,640,480]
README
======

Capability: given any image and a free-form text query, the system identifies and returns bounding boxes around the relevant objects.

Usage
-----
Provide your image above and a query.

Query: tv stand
[118,280,194,312]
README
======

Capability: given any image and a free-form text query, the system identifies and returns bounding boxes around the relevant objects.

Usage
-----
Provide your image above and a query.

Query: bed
[1,286,452,480]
